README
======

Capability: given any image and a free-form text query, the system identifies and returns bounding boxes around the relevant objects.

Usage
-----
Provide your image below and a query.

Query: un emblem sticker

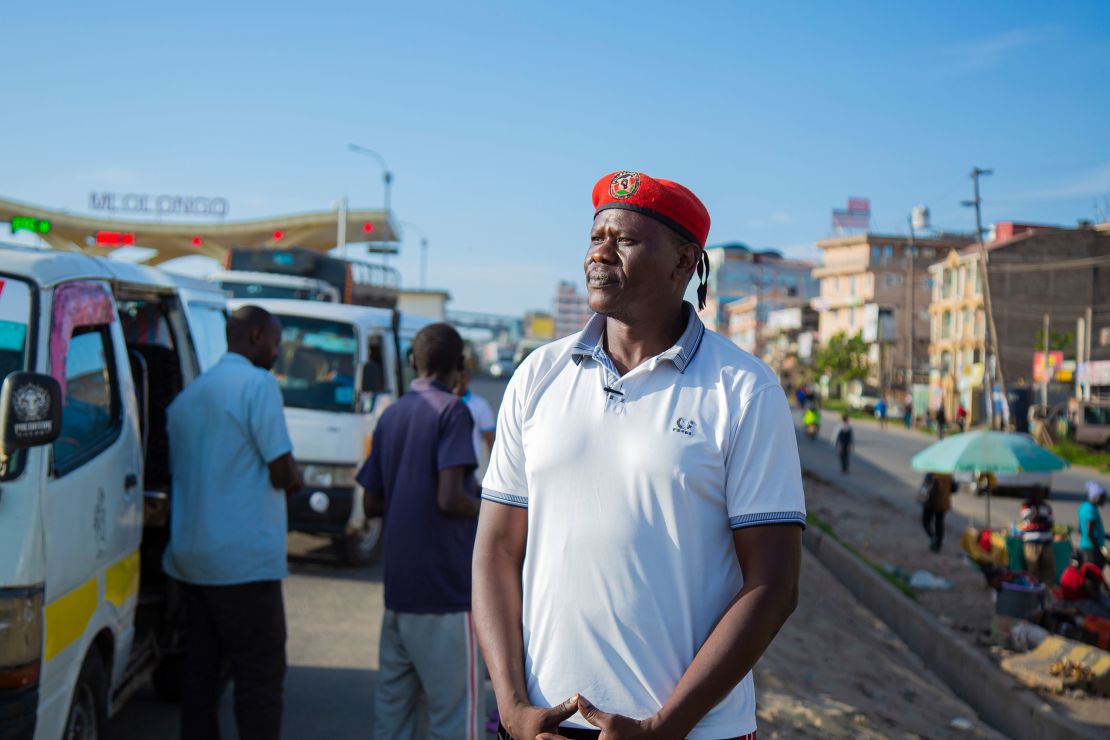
[609,171,641,199]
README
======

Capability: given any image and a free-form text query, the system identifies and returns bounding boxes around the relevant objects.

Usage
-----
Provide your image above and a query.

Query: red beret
[592,170,711,248]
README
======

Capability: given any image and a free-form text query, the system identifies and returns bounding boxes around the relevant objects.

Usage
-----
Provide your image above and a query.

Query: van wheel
[336,519,383,566]
[64,650,107,740]
[152,652,185,703]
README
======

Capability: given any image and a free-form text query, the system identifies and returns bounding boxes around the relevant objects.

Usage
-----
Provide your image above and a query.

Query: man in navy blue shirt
[358,323,482,739]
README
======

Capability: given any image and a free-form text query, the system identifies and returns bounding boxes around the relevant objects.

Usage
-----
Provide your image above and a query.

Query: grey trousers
[374,609,484,740]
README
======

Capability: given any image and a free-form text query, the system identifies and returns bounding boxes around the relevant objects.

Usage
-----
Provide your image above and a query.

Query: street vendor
[1020,485,1056,586]
[472,170,805,740]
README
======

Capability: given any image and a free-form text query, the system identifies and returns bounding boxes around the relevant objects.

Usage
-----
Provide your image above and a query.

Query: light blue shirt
[163,352,293,585]
[1079,500,1105,551]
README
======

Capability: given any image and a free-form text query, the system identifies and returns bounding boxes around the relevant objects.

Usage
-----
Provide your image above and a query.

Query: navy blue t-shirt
[357,378,479,613]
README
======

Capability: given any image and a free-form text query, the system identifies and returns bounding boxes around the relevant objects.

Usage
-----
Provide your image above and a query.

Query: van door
[39,281,142,709]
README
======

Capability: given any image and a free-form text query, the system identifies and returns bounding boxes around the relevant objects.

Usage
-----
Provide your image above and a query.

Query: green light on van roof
[10,216,51,234]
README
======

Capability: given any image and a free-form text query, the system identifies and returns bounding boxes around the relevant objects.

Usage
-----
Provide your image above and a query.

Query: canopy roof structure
[0,196,399,265]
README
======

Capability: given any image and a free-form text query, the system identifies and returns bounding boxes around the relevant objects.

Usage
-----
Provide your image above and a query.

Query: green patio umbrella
[910,430,1068,527]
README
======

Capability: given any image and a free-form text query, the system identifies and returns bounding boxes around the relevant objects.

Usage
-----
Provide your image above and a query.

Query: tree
[1034,328,1074,358]
[814,331,869,387]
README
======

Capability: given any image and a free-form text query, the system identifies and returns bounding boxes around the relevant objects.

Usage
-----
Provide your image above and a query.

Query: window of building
[941,310,952,339]
[870,246,881,263]
[962,308,973,337]
[53,326,122,476]
[884,273,901,288]
[850,306,856,325]
[850,275,857,294]
[882,245,893,263]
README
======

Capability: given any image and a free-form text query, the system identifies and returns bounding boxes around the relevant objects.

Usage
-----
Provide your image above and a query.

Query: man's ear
[674,242,700,281]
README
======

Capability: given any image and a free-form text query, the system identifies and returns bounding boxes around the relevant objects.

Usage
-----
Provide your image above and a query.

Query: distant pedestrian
[935,406,947,439]
[795,386,807,409]
[1020,486,1057,585]
[919,473,955,552]
[835,413,853,473]
[455,363,497,481]
[1079,481,1107,572]
[164,306,303,740]
[956,403,968,433]
[358,323,483,739]
[874,398,888,429]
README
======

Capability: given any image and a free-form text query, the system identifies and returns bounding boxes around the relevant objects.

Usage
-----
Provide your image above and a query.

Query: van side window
[53,326,122,475]
[187,302,228,372]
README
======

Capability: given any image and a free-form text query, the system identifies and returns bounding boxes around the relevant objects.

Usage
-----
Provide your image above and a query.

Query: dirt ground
[802,472,1110,733]
[754,551,1004,738]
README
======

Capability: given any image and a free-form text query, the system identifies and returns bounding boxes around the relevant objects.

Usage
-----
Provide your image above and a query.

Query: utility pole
[962,167,1008,429]
[1041,313,1050,411]
[906,216,917,407]
[1085,306,1094,401]
[1076,315,1086,402]
[336,196,348,259]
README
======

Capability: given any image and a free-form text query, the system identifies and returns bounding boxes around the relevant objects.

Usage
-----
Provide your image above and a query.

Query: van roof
[0,243,184,292]
[229,298,435,333]
[229,298,395,327]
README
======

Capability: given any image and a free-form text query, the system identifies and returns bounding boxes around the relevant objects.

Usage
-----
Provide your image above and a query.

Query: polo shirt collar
[222,352,253,367]
[411,377,453,394]
[570,301,706,374]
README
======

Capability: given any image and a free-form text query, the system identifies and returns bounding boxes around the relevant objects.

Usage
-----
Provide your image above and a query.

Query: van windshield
[0,276,32,481]
[0,277,31,381]
[273,315,358,413]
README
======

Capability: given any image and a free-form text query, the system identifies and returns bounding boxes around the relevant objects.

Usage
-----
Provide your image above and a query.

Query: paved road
[794,410,1110,534]
[109,533,386,737]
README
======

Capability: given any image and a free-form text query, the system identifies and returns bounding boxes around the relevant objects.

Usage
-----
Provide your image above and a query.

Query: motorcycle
[804,422,820,442]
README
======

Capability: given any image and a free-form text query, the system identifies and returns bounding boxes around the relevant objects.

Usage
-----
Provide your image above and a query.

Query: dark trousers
[838,448,850,473]
[922,505,946,551]
[181,580,287,740]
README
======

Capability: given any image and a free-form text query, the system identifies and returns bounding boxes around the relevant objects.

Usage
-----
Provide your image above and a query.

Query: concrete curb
[802,479,1100,740]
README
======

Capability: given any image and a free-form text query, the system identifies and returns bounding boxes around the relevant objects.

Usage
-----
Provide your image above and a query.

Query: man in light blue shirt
[1079,481,1107,573]
[164,305,302,740]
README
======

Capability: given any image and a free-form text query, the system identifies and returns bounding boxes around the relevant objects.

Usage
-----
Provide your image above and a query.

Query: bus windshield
[219,281,333,302]
[273,315,358,413]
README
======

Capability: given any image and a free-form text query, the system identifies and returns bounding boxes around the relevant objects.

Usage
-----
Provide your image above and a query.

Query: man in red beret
[473,171,805,739]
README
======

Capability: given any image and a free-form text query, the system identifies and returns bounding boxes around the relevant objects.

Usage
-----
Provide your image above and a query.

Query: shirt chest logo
[672,417,696,436]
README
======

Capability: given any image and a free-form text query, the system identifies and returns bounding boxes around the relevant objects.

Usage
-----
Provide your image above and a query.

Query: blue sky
[2,1,1108,315]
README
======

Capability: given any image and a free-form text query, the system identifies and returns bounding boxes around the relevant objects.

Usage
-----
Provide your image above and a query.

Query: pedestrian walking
[163,306,303,740]
[1079,481,1108,573]
[455,363,497,481]
[835,414,853,473]
[935,405,947,439]
[874,397,888,429]
[1020,486,1057,585]
[473,171,804,740]
[358,323,484,740]
[956,403,968,433]
[918,473,955,552]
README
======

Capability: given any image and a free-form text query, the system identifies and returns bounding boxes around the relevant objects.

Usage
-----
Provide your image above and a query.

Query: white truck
[0,244,227,739]
[228,298,430,565]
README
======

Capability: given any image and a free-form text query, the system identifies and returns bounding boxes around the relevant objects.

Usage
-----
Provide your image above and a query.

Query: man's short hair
[227,305,276,342]
[412,323,464,376]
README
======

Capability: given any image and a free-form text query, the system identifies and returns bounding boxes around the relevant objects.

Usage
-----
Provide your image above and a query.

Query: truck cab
[228,298,429,565]
[0,245,224,739]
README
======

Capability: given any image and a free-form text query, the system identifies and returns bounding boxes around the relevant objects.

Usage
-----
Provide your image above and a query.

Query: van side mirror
[360,361,386,394]
[1,372,62,452]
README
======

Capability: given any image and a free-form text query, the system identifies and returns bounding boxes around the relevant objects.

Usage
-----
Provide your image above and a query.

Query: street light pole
[399,221,430,289]
[347,144,394,213]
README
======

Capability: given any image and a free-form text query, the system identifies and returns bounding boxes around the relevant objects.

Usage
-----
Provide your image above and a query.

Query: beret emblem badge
[609,171,641,200]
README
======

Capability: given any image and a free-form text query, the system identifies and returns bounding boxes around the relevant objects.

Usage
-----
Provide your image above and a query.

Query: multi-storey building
[763,304,820,390]
[699,243,817,333]
[927,223,1110,423]
[554,280,592,338]
[813,232,971,392]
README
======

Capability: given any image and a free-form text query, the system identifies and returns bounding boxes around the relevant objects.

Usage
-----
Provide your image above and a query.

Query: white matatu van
[228,298,431,565]
[0,244,227,739]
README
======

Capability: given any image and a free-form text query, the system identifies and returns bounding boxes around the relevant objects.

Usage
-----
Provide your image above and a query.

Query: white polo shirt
[482,303,805,739]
